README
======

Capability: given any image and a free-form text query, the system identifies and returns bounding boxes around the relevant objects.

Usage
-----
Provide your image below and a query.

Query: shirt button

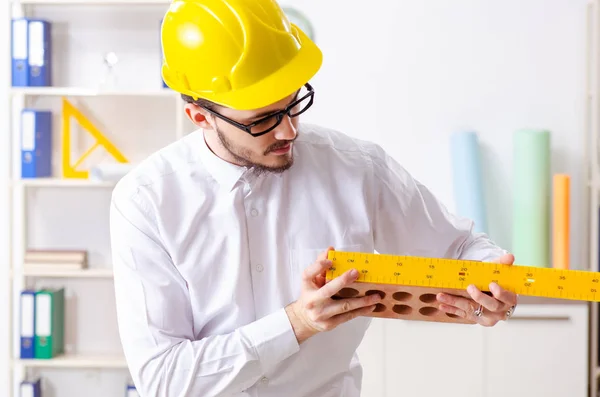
[256,264,264,272]
[250,208,259,217]
[260,376,269,385]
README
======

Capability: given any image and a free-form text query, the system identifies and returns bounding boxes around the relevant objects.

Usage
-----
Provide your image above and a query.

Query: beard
[216,125,296,177]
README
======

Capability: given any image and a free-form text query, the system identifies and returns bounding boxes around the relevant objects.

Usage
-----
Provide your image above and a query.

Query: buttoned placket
[240,171,269,323]
[239,171,277,396]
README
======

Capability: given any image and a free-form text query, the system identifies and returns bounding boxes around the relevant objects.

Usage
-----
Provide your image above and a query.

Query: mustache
[265,138,296,154]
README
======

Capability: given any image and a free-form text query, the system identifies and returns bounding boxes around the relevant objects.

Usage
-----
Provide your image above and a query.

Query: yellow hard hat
[160,0,323,110]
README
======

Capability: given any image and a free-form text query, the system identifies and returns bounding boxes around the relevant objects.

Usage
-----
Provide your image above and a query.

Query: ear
[184,103,213,130]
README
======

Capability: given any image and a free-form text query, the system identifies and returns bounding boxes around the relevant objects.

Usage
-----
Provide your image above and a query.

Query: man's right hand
[285,247,381,344]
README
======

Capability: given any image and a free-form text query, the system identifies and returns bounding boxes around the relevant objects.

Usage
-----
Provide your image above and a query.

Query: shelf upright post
[5,3,15,397]
[8,3,30,396]
[9,93,29,397]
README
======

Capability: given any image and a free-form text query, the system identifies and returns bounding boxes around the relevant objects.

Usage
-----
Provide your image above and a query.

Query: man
[109,0,518,396]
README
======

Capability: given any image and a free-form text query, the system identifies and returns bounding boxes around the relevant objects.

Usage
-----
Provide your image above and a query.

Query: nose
[273,115,297,141]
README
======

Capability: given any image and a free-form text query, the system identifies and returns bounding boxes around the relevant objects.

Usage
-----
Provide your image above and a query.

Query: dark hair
[181,93,218,110]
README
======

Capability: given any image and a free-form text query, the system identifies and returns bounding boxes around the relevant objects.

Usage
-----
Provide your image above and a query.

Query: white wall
[0,0,591,396]
[288,0,589,267]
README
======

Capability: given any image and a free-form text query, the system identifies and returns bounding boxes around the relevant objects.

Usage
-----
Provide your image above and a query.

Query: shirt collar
[196,129,247,191]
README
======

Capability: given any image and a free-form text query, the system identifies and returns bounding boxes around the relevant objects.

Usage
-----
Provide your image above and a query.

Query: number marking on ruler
[326,251,600,302]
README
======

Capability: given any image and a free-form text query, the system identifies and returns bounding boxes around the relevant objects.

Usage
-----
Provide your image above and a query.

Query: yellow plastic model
[160,0,322,110]
[61,97,128,179]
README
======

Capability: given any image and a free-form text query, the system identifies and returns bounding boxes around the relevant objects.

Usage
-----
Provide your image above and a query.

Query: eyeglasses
[199,83,315,137]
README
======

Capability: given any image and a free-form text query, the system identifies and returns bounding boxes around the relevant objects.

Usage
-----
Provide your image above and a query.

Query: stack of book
[23,249,87,272]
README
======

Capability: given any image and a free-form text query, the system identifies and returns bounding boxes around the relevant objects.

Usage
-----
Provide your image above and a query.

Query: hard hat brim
[186,25,322,111]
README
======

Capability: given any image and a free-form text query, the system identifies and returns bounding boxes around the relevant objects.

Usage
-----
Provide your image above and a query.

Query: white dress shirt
[109,123,506,397]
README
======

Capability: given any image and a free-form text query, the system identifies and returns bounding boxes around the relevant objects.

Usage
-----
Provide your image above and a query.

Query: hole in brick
[446,313,460,319]
[366,290,386,299]
[392,304,412,315]
[392,291,412,301]
[373,303,387,312]
[419,293,437,303]
[337,288,359,298]
[419,307,439,316]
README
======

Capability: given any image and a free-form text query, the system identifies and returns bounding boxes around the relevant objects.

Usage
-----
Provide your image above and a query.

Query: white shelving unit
[17,267,114,278]
[6,0,193,396]
[11,87,179,97]
[16,0,170,4]
[12,179,117,188]
[16,354,128,369]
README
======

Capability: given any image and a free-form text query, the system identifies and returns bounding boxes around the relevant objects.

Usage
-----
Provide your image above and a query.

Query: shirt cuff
[243,307,300,373]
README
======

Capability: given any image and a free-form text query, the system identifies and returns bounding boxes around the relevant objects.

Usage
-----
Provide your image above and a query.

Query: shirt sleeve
[368,144,508,262]
[109,188,300,397]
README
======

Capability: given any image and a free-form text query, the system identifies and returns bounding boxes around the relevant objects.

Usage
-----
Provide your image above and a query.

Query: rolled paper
[450,131,487,234]
[512,129,551,268]
[552,174,569,269]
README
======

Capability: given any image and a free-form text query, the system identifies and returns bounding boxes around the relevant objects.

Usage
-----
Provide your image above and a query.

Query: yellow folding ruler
[326,251,600,302]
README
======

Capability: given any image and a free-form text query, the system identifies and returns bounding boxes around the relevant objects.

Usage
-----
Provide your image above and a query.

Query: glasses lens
[289,93,313,117]
[250,116,281,135]
[249,90,314,135]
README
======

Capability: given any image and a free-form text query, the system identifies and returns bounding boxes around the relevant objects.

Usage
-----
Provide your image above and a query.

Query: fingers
[438,283,517,326]
[494,253,515,265]
[488,282,518,307]
[318,268,359,299]
[291,246,377,339]
[320,304,378,331]
[438,303,470,319]
[302,247,336,288]
[466,285,507,313]
[437,293,478,318]
[302,258,335,287]
[317,294,381,320]
[437,291,491,324]
[438,300,500,326]
[315,273,327,288]
[335,304,379,323]
[465,283,517,319]
[318,246,335,261]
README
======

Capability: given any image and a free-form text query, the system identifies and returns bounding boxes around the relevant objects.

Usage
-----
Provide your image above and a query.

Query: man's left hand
[436,253,518,327]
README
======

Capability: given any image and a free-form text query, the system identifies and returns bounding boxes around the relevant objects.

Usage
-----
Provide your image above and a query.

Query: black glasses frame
[199,83,315,137]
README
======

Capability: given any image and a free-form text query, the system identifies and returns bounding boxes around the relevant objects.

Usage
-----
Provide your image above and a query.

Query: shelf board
[15,353,127,369]
[13,178,117,188]
[10,87,176,97]
[13,0,169,3]
[19,267,113,278]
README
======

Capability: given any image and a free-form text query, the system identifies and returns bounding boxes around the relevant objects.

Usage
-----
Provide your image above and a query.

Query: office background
[0,0,596,396]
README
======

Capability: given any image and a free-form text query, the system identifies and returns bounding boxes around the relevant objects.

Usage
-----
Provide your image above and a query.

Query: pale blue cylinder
[450,131,488,234]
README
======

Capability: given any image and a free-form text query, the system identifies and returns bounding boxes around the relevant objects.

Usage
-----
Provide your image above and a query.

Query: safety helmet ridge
[160,0,322,110]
